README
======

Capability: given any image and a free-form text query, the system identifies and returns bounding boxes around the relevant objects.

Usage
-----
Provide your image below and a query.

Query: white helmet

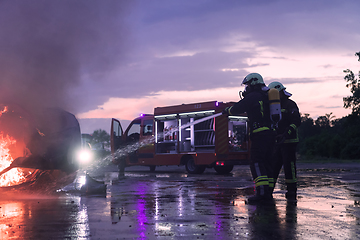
[268,81,292,97]
[268,81,285,91]
[242,73,264,86]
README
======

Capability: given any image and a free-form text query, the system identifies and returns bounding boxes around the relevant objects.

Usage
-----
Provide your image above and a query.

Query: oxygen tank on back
[268,88,281,124]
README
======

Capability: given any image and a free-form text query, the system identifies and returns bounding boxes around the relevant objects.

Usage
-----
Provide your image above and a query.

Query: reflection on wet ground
[0,162,360,239]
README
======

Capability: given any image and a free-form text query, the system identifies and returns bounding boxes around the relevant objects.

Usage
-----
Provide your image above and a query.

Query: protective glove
[222,107,232,115]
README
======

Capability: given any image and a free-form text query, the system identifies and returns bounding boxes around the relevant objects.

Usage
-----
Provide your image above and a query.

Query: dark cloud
[140,0,276,25]
[321,64,334,69]
[315,105,343,109]
[72,49,254,113]
[268,77,327,85]
[248,63,270,68]
[34,0,357,126]
[331,94,348,99]
[0,0,132,114]
[134,0,359,52]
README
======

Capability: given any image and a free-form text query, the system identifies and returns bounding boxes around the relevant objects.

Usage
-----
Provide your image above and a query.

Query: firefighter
[223,73,275,204]
[268,81,301,202]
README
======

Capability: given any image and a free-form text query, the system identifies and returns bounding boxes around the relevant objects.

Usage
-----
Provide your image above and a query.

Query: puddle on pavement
[103,172,358,239]
[1,165,360,239]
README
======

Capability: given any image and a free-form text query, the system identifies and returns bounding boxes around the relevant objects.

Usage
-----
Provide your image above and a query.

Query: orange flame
[0,106,8,117]
[0,133,25,187]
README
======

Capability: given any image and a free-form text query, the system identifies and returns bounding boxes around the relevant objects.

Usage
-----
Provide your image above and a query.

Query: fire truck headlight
[77,149,93,164]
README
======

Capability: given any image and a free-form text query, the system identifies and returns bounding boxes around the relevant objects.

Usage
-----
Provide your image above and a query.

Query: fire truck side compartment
[111,101,250,172]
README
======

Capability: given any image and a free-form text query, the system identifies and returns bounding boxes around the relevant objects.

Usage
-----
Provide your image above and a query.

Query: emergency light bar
[178,110,215,118]
[229,116,247,121]
[154,113,177,120]
[155,110,215,120]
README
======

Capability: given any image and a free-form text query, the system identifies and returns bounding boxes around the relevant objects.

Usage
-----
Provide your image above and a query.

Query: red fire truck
[111,101,249,174]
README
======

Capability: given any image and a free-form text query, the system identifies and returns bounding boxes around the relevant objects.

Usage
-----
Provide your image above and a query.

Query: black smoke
[0,0,132,114]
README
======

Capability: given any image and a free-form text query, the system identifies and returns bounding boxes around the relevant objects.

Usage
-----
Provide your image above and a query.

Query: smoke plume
[0,0,131,114]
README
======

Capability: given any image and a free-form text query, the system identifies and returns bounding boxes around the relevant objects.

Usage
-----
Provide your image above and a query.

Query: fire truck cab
[111,101,249,174]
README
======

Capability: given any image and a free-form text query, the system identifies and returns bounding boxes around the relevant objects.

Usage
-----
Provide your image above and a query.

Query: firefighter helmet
[268,81,285,91]
[242,73,264,86]
[268,81,292,97]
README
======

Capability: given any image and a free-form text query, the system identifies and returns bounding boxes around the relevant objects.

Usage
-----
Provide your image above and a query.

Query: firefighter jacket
[227,88,272,135]
[277,97,301,143]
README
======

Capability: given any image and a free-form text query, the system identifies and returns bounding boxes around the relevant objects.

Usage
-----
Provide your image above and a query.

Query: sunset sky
[1,1,359,133]
[76,0,360,133]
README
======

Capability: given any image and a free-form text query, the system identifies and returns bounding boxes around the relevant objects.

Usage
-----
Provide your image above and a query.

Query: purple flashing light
[140,113,144,117]
[215,101,219,107]
[136,183,148,236]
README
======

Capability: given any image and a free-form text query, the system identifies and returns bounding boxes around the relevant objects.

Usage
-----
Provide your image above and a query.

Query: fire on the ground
[0,104,81,189]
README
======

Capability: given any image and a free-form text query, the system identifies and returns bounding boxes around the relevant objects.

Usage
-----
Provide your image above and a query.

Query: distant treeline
[298,51,360,160]
[298,113,360,159]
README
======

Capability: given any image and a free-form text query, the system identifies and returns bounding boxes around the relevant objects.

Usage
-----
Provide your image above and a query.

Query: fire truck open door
[111,116,154,171]
[110,118,124,164]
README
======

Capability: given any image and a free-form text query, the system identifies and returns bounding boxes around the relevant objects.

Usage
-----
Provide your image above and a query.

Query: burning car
[0,104,81,191]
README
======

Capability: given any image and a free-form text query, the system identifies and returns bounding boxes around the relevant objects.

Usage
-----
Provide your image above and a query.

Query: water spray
[108,112,224,161]
[179,112,223,130]
[77,112,225,173]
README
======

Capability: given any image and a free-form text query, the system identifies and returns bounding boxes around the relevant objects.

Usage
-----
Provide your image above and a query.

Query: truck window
[127,120,141,142]
[113,120,122,138]
[143,119,153,136]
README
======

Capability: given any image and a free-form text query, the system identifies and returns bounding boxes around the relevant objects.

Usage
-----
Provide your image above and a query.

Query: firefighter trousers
[249,130,275,196]
[272,142,298,193]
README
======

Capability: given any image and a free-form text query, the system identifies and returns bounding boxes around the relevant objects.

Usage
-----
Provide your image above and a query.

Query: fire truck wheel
[214,165,234,174]
[149,166,156,172]
[185,157,205,174]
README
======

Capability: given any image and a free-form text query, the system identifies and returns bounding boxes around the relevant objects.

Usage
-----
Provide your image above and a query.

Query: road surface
[1,162,360,239]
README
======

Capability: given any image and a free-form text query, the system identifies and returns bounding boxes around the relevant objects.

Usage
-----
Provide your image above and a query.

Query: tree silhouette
[343,51,360,115]
[91,129,110,149]
[295,52,360,159]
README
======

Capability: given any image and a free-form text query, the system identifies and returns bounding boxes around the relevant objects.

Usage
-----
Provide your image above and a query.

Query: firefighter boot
[246,185,274,205]
[285,183,297,202]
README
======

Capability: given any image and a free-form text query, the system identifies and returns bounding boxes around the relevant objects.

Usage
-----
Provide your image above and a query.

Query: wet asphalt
[1,162,360,240]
